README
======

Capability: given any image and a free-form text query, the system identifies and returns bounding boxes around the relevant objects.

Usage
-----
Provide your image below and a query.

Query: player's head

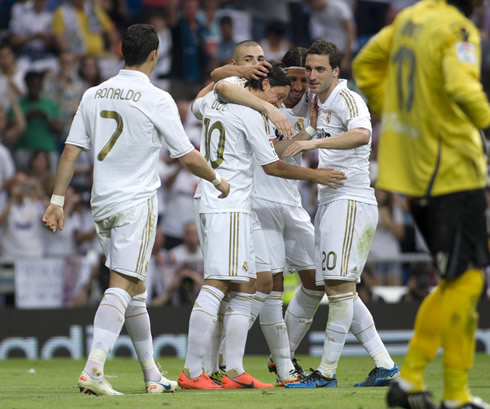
[305,40,341,98]
[246,62,290,107]
[282,47,308,106]
[231,40,265,66]
[122,24,159,67]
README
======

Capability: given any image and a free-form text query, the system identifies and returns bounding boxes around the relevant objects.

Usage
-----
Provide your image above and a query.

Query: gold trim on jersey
[201,285,223,302]
[260,113,270,134]
[136,198,153,275]
[228,212,240,276]
[339,90,359,118]
[341,200,357,276]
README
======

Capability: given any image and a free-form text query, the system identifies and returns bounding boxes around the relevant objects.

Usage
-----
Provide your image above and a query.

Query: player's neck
[124,64,152,78]
[317,79,339,104]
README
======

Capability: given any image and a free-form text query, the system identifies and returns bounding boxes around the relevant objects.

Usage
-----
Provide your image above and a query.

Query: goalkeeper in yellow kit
[352,1,490,409]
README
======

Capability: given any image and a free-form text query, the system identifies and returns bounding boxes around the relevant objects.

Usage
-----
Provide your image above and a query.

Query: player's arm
[42,143,83,233]
[282,127,370,157]
[262,160,346,189]
[352,24,394,116]
[214,80,294,138]
[210,61,271,82]
[178,149,230,198]
[442,24,490,130]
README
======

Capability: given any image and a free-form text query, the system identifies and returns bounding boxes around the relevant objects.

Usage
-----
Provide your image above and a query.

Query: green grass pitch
[1,355,489,409]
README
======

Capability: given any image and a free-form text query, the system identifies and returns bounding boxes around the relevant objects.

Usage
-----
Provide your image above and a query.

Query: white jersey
[66,69,194,221]
[253,91,313,206]
[316,79,376,206]
[192,88,279,214]
[193,76,247,201]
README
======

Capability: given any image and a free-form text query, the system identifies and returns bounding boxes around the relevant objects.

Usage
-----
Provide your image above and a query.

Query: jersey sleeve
[153,93,194,159]
[65,95,91,150]
[441,21,490,130]
[242,110,278,166]
[191,95,206,121]
[345,92,372,134]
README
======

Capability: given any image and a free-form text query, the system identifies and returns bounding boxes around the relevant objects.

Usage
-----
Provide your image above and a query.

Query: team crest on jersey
[294,118,305,132]
[242,261,248,273]
[268,138,276,152]
[324,112,331,124]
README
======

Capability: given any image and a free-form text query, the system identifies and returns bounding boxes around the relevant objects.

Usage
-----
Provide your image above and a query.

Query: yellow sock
[441,269,483,403]
[400,286,443,390]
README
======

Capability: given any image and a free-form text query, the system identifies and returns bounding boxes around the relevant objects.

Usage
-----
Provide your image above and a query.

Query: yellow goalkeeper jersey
[352,0,490,197]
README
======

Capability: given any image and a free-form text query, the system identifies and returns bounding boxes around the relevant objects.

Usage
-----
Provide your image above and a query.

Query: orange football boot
[177,369,224,389]
[221,369,274,389]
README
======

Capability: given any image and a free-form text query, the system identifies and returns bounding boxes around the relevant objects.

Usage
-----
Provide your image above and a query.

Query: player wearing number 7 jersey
[42,24,230,396]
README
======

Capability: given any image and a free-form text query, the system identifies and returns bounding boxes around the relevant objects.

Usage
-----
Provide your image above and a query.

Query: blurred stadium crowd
[0,0,489,308]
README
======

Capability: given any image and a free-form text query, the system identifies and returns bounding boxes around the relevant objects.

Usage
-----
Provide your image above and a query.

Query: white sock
[84,287,131,379]
[318,292,354,378]
[125,291,161,382]
[259,291,294,381]
[351,295,394,369]
[249,291,268,329]
[285,286,324,355]
[224,291,253,375]
[203,295,227,375]
[184,285,224,378]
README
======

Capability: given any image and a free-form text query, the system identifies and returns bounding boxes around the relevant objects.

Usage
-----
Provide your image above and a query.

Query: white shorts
[200,212,255,282]
[252,210,271,273]
[314,200,377,285]
[95,195,158,281]
[253,197,315,274]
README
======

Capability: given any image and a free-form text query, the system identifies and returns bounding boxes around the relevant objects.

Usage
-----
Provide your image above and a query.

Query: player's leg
[79,197,157,396]
[179,212,232,389]
[259,272,298,385]
[283,205,324,358]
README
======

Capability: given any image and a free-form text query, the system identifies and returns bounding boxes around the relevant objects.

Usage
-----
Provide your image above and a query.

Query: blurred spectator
[287,0,312,47]
[27,150,54,197]
[8,70,61,174]
[197,0,223,58]
[147,12,173,91]
[72,253,110,306]
[215,15,237,66]
[8,0,56,71]
[401,263,432,302]
[259,20,291,61]
[369,188,405,286]
[52,0,120,58]
[71,199,98,256]
[168,0,211,100]
[43,52,85,150]
[386,0,418,24]
[153,221,204,305]
[78,54,104,89]
[0,43,27,106]
[306,0,355,77]
[0,81,26,151]
[159,156,199,249]
[98,0,130,32]
[354,0,390,51]
[249,0,289,41]
[0,171,45,258]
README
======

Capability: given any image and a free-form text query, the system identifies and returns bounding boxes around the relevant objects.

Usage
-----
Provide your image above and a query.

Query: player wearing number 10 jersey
[42,24,229,396]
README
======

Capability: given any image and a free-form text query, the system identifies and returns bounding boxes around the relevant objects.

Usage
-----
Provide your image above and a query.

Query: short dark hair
[24,70,44,84]
[232,40,261,61]
[122,24,159,66]
[246,61,290,90]
[219,16,233,26]
[282,46,308,68]
[307,40,342,70]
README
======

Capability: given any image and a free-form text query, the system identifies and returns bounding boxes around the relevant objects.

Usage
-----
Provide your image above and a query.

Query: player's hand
[42,204,65,233]
[215,177,230,198]
[266,106,294,139]
[282,140,316,157]
[241,61,272,80]
[312,168,346,189]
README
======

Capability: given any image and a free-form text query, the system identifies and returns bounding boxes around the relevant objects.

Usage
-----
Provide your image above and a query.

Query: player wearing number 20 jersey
[66,69,195,222]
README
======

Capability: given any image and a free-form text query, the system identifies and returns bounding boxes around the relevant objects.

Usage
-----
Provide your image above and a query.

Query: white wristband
[50,194,64,207]
[212,173,221,186]
[305,126,317,137]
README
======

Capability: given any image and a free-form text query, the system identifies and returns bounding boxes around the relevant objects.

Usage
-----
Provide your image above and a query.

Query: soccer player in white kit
[283,40,399,388]
[42,24,230,396]
[178,63,346,390]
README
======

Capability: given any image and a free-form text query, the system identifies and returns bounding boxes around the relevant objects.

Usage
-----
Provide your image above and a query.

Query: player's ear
[230,59,237,65]
[261,78,270,92]
[332,66,340,78]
